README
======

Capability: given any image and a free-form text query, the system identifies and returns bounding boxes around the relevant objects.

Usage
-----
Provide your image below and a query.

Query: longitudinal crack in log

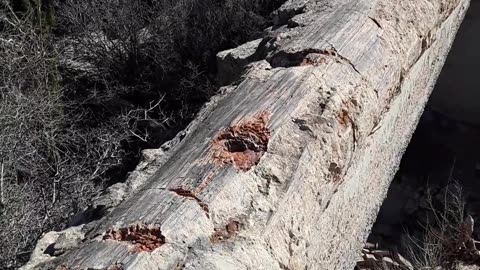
[268,47,361,75]
[368,16,382,28]
[169,188,210,218]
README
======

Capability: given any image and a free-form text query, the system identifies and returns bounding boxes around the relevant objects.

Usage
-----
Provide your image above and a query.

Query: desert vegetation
[358,181,480,270]
[0,0,285,267]
[356,106,480,270]
[403,182,469,269]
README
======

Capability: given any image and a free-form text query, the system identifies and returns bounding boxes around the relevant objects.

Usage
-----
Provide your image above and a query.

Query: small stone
[363,253,377,261]
[372,249,390,258]
[382,256,395,265]
[393,251,413,269]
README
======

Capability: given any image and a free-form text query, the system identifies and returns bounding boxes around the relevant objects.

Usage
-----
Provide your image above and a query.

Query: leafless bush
[362,182,471,270]
[1,3,60,267]
[54,0,283,120]
[0,2,132,267]
[1,0,285,268]
[403,181,472,269]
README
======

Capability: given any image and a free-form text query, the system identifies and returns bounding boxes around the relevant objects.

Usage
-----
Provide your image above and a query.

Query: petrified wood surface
[27,0,469,269]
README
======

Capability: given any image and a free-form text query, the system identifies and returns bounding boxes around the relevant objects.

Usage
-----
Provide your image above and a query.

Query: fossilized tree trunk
[24,0,469,269]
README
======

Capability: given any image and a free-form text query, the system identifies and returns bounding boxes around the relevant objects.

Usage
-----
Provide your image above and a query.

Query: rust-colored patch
[209,112,270,172]
[210,220,241,243]
[55,266,68,270]
[169,188,210,218]
[103,224,166,253]
[337,109,350,127]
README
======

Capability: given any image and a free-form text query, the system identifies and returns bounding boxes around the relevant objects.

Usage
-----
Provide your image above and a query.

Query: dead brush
[403,181,480,269]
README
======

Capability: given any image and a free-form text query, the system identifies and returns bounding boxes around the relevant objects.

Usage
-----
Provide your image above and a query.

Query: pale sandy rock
[372,249,391,258]
[51,226,85,256]
[216,39,263,85]
[20,226,83,270]
[382,256,394,264]
[364,253,377,261]
[393,251,414,269]
[19,232,60,270]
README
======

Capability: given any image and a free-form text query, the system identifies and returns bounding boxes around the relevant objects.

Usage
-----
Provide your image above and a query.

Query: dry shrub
[0,2,132,267]
[403,181,472,269]
[1,0,286,268]
[54,0,284,120]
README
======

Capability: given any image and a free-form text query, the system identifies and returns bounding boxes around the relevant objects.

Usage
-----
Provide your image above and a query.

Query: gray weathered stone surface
[24,0,469,269]
[20,226,84,270]
[216,39,263,85]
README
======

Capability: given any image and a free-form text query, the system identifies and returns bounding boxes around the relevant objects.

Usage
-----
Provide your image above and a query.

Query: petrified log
[24,0,469,269]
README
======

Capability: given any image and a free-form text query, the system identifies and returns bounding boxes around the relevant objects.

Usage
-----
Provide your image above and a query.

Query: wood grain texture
[23,0,469,269]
